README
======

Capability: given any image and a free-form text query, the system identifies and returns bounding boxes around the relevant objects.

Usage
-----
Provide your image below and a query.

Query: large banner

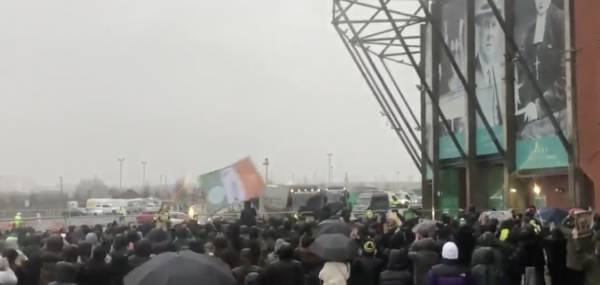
[475,0,505,155]
[199,157,265,214]
[514,0,569,169]
[438,0,468,159]
[438,0,467,159]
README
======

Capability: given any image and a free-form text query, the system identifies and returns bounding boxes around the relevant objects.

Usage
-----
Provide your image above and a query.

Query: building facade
[332,0,600,212]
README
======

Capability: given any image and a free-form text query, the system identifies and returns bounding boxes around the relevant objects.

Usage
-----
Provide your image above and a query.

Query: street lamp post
[141,161,147,189]
[327,153,333,185]
[58,176,64,195]
[117,157,125,190]
[263,158,270,184]
[261,158,269,217]
[58,176,64,208]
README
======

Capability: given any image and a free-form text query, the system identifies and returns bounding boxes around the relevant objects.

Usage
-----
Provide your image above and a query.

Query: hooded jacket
[575,233,600,285]
[349,255,384,285]
[470,249,502,285]
[40,235,64,285]
[379,249,413,285]
[320,262,350,285]
[471,232,505,274]
[257,259,304,285]
[409,238,440,285]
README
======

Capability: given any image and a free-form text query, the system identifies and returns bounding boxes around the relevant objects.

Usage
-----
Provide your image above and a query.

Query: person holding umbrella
[319,260,350,285]
[124,250,236,285]
[308,233,357,285]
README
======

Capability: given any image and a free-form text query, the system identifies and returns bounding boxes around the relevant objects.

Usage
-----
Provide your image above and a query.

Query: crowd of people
[0,203,599,285]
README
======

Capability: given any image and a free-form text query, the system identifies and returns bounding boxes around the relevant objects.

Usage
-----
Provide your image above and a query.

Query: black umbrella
[316,220,352,237]
[124,250,235,285]
[309,233,357,262]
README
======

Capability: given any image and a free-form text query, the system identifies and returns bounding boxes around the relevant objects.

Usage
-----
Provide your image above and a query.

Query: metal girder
[338,0,425,19]
[378,0,468,159]
[335,27,425,172]
[332,0,435,171]
[380,59,421,129]
[486,0,572,157]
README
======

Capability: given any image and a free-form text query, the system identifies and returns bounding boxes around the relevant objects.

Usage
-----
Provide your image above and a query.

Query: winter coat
[39,250,63,285]
[380,271,413,285]
[519,227,545,268]
[16,252,42,285]
[409,238,440,285]
[240,208,257,227]
[543,230,568,285]
[426,260,473,285]
[80,260,111,285]
[0,267,18,285]
[109,251,129,285]
[454,226,476,266]
[349,256,384,285]
[296,247,323,285]
[575,234,600,285]
[472,233,505,269]
[257,259,304,285]
[470,248,502,285]
[319,262,350,285]
[561,217,583,271]
[127,255,150,272]
[232,264,262,285]
[379,249,413,285]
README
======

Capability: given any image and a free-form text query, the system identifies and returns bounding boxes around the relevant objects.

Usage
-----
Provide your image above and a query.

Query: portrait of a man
[515,0,567,138]
[475,1,505,127]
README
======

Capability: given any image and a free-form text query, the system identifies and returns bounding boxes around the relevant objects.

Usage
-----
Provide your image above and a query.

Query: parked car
[169,212,190,225]
[63,208,87,217]
[89,204,114,216]
[136,211,157,224]
[352,191,390,218]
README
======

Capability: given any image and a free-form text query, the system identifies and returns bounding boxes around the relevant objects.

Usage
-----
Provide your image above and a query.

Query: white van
[90,204,113,215]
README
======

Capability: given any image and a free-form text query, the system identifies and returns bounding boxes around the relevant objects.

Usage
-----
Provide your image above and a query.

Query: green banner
[514,0,569,170]
[477,126,504,156]
[439,132,466,159]
[516,137,568,169]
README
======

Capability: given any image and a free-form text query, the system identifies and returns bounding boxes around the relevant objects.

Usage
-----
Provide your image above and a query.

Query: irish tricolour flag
[200,157,265,213]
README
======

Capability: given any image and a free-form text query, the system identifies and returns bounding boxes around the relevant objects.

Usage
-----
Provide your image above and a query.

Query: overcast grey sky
[0,0,420,188]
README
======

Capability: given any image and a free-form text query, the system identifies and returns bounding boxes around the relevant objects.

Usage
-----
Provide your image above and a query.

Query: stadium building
[332,0,600,214]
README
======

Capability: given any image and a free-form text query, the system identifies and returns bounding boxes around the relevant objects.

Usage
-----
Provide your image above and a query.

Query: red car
[136,211,157,225]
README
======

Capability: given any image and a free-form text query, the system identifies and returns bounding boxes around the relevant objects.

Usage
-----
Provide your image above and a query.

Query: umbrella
[537,208,568,226]
[124,250,235,285]
[412,220,437,237]
[309,233,357,262]
[316,220,352,236]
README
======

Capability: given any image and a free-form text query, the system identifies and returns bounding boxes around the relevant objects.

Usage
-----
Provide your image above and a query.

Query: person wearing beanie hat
[442,242,459,260]
[426,242,472,285]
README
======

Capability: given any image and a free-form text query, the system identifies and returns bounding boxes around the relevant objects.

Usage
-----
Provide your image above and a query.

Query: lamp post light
[117,157,125,190]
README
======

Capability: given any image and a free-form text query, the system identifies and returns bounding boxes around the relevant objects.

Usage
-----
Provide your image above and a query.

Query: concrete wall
[574,0,600,208]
